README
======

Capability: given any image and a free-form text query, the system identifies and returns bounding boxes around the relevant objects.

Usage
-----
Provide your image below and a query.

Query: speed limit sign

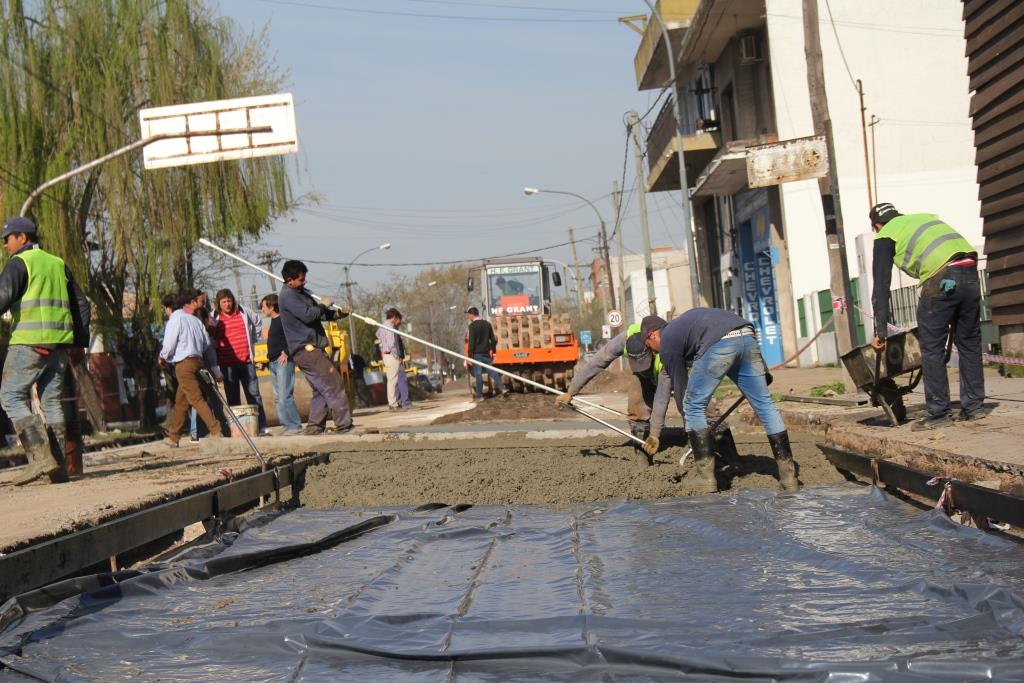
[606,309,623,328]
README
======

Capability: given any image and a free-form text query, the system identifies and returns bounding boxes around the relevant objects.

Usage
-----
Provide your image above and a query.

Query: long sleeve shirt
[278,285,342,355]
[160,309,212,363]
[376,322,405,358]
[871,237,896,339]
[467,318,496,355]
[0,243,91,348]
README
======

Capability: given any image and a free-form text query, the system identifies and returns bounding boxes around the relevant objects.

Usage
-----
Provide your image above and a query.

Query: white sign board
[746,135,827,188]
[606,309,623,328]
[601,324,612,340]
[139,93,297,170]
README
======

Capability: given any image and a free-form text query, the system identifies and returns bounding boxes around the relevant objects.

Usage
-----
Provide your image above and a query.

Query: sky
[213,0,687,306]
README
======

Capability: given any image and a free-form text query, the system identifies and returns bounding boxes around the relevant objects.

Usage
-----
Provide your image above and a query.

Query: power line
[297,236,597,267]
[823,0,858,91]
[400,0,626,14]
[251,0,615,22]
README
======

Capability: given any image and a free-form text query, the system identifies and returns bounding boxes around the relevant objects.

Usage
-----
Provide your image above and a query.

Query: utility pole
[568,227,585,315]
[803,0,858,377]
[857,79,873,208]
[343,265,358,353]
[629,111,658,317]
[257,250,281,293]
[612,179,627,320]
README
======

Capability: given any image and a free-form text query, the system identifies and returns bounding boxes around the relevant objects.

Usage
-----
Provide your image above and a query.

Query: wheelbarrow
[840,326,955,427]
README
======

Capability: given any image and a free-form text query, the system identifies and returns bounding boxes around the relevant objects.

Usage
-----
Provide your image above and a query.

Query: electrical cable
[823,0,858,92]
[400,0,626,14]
[251,0,614,22]
[296,236,597,267]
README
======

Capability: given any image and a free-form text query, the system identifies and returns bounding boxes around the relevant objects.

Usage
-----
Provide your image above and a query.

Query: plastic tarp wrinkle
[3,486,1024,681]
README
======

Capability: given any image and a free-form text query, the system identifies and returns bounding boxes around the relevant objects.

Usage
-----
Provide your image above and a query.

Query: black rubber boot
[685,428,718,494]
[12,416,60,486]
[47,425,70,484]
[767,430,799,492]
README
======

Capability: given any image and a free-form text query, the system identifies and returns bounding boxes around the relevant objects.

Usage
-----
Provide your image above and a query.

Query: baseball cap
[625,332,653,372]
[869,203,901,226]
[639,315,667,340]
[466,306,479,315]
[2,216,36,240]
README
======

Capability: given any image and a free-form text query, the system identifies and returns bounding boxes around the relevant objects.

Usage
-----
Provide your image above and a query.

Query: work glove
[555,392,574,409]
[642,435,660,456]
[765,370,773,386]
[320,297,334,309]
[337,305,352,316]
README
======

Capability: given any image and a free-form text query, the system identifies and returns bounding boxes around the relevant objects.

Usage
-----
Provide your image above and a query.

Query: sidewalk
[735,365,1024,480]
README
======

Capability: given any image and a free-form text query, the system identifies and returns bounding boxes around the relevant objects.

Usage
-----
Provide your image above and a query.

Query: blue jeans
[0,345,69,426]
[683,334,785,436]
[223,362,268,431]
[472,353,505,398]
[269,360,302,431]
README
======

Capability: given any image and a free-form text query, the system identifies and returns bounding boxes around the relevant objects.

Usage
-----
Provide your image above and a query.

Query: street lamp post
[524,187,616,312]
[641,0,703,308]
[343,242,391,354]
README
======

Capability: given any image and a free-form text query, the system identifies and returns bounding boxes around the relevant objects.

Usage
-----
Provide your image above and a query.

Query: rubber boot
[11,415,61,486]
[685,428,718,494]
[630,421,653,465]
[47,425,71,483]
[767,430,799,492]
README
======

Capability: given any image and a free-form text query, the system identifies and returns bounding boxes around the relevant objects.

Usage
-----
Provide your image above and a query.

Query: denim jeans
[683,334,785,435]
[916,263,985,417]
[222,362,268,431]
[269,360,302,431]
[472,353,505,398]
[0,345,69,426]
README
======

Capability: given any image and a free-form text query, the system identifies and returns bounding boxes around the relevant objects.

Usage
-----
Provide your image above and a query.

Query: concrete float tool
[197,240,631,433]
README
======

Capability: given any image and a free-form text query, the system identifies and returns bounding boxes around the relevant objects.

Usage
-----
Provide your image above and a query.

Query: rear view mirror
[552,272,562,287]
[467,276,474,292]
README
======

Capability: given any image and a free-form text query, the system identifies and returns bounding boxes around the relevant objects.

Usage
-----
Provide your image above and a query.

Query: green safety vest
[9,247,74,346]
[875,213,974,283]
[623,322,663,383]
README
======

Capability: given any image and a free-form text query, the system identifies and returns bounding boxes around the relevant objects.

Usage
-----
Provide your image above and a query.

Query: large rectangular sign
[746,135,827,188]
[139,93,297,170]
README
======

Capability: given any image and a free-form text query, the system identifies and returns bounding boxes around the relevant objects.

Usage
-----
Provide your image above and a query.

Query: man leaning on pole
[0,217,91,486]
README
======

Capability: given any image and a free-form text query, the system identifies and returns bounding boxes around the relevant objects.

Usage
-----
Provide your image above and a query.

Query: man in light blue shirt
[160,290,223,447]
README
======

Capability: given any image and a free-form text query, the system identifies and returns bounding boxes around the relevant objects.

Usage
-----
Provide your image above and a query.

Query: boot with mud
[11,415,61,486]
[46,425,71,484]
[767,430,799,492]
[630,421,653,466]
[685,428,718,494]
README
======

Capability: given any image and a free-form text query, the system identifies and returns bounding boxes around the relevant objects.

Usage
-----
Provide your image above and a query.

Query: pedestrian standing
[643,311,797,493]
[376,308,412,409]
[278,260,354,435]
[465,307,508,400]
[349,352,372,408]
[188,304,227,442]
[159,290,223,448]
[260,293,302,435]
[868,203,985,430]
[213,288,269,435]
[0,217,91,485]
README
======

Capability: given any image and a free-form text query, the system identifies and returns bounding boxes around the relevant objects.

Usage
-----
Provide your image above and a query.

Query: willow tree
[0,0,296,425]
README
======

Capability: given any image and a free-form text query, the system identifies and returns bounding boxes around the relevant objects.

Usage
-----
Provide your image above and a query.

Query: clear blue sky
[216,0,686,303]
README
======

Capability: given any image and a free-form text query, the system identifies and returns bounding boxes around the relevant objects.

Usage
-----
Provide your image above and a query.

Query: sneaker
[301,424,325,436]
[162,437,180,448]
[283,428,303,436]
[189,435,200,443]
[257,430,271,437]
[957,407,990,422]
[910,414,954,432]
[501,391,511,399]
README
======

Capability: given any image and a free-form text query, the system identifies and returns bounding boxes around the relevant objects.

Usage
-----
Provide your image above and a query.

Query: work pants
[294,348,352,430]
[683,334,785,435]
[222,362,268,431]
[269,360,302,431]
[166,357,221,441]
[383,354,411,407]
[472,353,505,398]
[916,264,985,418]
[626,374,656,424]
[0,345,68,427]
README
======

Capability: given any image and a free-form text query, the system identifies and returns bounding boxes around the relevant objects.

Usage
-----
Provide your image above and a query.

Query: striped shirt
[216,309,251,366]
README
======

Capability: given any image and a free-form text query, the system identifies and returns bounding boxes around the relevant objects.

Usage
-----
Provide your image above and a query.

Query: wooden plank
[980,191,1024,217]
[988,266,1024,291]
[966,2,1024,55]
[969,45,1024,92]
[980,208,1024,236]
[963,0,1010,34]
[977,167,1024,200]
[975,127,1024,165]
[977,145,1024,183]
[970,57,1024,115]
[973,106,1023,147]
[970,83,1024,127]
[992,304,1024,326]
[965,22,1024,78]
[983,228,1024,255]
[986,289,1024,309]
[987,250,1024,270]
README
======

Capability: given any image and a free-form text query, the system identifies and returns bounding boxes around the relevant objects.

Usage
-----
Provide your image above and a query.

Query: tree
[0,0,296,426]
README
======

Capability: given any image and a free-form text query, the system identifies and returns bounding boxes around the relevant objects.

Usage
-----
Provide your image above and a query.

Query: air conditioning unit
[739,34,763,64]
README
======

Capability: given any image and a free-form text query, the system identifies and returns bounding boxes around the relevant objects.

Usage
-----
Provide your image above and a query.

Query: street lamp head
[379,243,391,250]
[523,187,539,196]
[427,281,438,287]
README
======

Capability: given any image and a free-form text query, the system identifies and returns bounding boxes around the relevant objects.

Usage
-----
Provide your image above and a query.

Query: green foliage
[0,0,295,425]
[809,380,847,396]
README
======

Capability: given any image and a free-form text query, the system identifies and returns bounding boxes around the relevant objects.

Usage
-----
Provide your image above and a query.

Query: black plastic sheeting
[3,485,1024,681]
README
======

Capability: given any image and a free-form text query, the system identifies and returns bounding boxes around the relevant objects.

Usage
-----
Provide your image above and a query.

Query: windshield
[486,264,542,315]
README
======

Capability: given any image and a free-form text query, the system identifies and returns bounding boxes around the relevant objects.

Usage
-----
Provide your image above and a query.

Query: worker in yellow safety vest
[869,203,985,431]
[0,217,91,485]
[556,321,673,463]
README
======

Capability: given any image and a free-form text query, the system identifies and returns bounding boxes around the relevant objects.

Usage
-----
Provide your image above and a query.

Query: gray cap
[2,216,36,240]
[625,332,652,373]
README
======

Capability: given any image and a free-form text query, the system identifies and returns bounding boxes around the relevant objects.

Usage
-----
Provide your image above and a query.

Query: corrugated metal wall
[964,0,1024,327]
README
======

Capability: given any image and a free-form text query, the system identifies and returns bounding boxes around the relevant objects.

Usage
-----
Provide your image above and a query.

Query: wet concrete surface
[301,429,845,508]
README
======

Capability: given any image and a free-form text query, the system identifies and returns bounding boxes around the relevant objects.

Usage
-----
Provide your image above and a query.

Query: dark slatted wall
[964,0,1024,327]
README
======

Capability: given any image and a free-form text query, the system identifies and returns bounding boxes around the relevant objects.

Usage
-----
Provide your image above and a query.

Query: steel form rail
[0,452,330,605]
[818,444,1024,529]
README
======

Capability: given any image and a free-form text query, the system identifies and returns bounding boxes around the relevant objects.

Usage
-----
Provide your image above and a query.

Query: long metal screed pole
[197,239,626,420]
